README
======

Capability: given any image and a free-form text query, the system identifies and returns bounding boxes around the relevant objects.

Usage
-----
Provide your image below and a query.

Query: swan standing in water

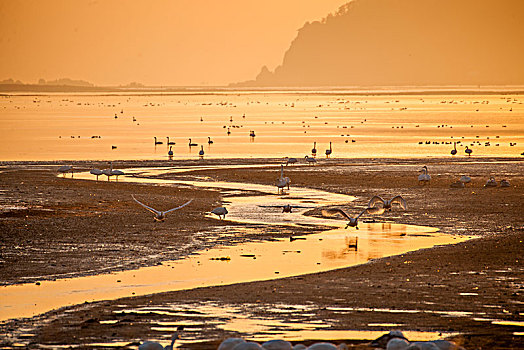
[276,164,291,194]
[139,325,183,350]
[199,145,205,159]
[132,195,192,222]
[211,207,228,219]
[168,146,174,158]
[322,206,385,229]
[451,142,457,155]
[90,168,103,181]
[325,142,332,158]
[311,142,317,157]
[368,195,407,211]
[102,162,124,181]
[418,166,431,184]
[58,165,73,177]
[305,155,317,165]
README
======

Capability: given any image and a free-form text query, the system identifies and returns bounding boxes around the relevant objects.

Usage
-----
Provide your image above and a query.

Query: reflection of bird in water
[58,165,73,177]
[465,146,473,156]
[258,204,313,213]
[311,142,317,156]
[305,155,317,165]
[90,168,103,180]
[139,325,184,350]
[132,195,192,222]
[451,142,457,155]
[484,177,497,187]
[211,207,228,219]
[418,166,431,184]
[276,164,291,194]
[368,195,407,211]
[322,206,385,229]
[154,137,163,145]
[325,142,332,158]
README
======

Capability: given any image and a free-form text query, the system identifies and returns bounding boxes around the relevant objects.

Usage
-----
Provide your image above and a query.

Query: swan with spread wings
[132,195,193,222]
[368,195,407,211]
[322,206,385,229]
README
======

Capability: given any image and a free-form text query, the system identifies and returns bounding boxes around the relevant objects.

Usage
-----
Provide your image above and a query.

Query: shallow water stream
[0,166,471,337]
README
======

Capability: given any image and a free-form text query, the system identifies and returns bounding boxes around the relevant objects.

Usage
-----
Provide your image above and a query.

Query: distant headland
[232,0,524,88]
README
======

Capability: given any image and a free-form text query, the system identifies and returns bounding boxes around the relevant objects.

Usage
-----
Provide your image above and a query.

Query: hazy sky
[0,0,348,86]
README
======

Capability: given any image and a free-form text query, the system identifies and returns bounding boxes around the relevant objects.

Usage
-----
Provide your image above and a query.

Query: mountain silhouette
[235,0,524,87]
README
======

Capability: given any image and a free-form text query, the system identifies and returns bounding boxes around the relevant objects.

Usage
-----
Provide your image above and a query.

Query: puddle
[0,166,471,323]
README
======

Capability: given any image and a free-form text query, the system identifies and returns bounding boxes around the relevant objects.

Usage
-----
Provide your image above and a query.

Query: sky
[0,0,349,86]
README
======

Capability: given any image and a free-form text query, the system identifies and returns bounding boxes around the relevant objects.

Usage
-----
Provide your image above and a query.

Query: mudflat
[0,158,522,349]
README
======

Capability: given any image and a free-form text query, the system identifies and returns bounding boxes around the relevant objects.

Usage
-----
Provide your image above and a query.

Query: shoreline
[0,157,522,348]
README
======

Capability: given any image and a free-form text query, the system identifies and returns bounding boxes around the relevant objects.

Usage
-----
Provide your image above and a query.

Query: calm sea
[0,91,522,161]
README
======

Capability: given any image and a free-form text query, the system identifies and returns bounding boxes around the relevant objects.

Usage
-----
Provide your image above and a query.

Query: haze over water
[1,91,522,161]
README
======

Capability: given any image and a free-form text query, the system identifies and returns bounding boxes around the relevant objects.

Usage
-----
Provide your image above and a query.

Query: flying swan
[132,195,193,222]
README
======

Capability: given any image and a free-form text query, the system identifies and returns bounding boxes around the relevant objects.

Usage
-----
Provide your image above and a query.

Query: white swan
[139,325,183,350]
[58,165,73,177]
[418,166,431,184]
[325,142,332,158]
[90,168,103,181]
[322,206,385,229]
[132,195,192,222]
[102,162,124,181]
[368,195,407,211]
[262,339,293,350]
[211,207,228,219]
[276,164,291,194]
[304,155,317,165]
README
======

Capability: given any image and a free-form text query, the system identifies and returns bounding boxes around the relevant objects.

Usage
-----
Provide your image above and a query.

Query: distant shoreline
[1,83,524,95]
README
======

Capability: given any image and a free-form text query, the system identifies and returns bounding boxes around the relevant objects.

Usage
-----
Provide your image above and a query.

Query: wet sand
[0,157,523,349]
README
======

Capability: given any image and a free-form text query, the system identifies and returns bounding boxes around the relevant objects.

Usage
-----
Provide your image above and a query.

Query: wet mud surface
[0,158,523,349]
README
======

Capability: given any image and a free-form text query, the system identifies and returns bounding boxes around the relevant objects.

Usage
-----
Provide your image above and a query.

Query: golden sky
[0,0,348,86]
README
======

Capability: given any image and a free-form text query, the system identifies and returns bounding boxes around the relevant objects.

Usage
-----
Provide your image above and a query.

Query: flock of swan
[417,166,511,188]
[139,328,465,350]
